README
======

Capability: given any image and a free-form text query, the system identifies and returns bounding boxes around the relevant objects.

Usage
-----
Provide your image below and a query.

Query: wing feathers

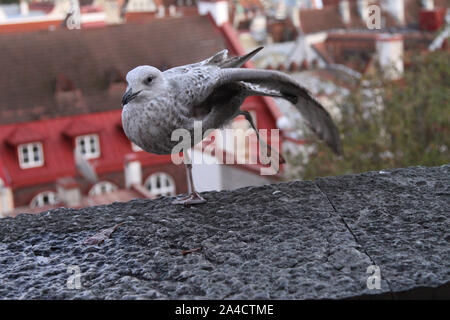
[217,68,342,154]
[220,47,264,69]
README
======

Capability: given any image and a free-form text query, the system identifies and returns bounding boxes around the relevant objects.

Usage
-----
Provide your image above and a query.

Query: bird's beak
[122,89,142,105]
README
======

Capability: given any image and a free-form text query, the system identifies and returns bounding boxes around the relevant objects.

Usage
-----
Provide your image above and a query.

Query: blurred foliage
[0,0,19,4]
[287,50,450,180]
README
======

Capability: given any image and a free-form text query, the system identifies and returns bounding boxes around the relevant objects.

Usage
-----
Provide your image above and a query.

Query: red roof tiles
[6,125,47,146]
[0,16,227,125]
[63,119,101,137]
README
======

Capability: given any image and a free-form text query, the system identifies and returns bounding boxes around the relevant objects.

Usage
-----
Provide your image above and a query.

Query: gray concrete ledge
[0,165,449,299]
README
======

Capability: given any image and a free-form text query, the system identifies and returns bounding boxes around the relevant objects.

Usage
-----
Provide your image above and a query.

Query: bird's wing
[210,68,342,154]
[163,47,263,82]
[204,47,264,68]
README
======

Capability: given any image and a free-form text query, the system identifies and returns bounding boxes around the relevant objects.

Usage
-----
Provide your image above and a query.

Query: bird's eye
[145,77,153,84]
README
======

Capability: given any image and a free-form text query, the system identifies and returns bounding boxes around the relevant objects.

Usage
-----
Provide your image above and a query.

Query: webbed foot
[172,192,207,205]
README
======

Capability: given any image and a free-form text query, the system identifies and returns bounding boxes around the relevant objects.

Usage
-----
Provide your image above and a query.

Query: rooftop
[0,15,226,125]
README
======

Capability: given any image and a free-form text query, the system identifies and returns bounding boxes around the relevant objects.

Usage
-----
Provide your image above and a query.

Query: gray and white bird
[122,47,341,205]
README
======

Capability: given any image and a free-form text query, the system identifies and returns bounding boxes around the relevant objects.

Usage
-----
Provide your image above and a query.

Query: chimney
[197,0,229,26]
[339,0,351,24]
[104,0,122,24]
[291,6,301,28]
[383,0,405,25]
[20,0,29,16]
[312,0,324,9]
[420,6,446,31]
[56,177,82,207]
[376,34,404,80]
[124,154,142,189]
[157,5,165,18]
[168,5,177,16]
[357,0,369,21]
[421,0,434,10]
[0,9,6,22]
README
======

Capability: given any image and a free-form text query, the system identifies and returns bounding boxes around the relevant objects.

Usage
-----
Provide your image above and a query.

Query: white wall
[0,185,14,217]
[191,149,223,192]
[376,35,404,80]
[197,0,228,25]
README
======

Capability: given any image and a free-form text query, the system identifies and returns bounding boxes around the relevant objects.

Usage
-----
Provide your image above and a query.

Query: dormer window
[18,142,44,169]
[89,181,118,196]
[54,74,86,109]
[144,172,176,197]
[75,134,100,159]
[105,68,126,96]
[30,191,57,208]
[105,68,125,86]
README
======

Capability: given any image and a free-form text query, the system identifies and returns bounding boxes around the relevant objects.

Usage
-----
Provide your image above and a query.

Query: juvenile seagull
[122,47,341,205]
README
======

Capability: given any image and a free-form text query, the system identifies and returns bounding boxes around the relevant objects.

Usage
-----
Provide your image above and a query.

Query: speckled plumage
[122,47,342,156]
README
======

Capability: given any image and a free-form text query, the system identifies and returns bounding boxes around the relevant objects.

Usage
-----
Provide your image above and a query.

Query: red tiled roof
[6,125,47,146]
[311,42,332,63]
[405,0,448,26]
[63,119,101,137]
[0,16,227,125]
[300,6,346,34]
[28,1,55,14]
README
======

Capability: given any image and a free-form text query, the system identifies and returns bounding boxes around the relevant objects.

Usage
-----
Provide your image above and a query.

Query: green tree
[287,50,450,180]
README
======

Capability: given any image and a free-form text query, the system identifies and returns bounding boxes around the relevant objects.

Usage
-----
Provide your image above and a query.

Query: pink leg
[172,151,206,205]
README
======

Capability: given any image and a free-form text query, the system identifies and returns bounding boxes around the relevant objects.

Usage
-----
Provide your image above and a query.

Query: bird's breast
[122,103,192,155]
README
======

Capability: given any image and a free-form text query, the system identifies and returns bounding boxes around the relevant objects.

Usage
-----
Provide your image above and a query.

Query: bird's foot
[172,192,207,206]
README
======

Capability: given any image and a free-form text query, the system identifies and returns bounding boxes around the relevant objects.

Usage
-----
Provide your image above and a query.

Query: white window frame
[75,134,100,159]
[30,191,57,208]
[18,142,44,169]
[144,172,176,197]
[89,181,118,196]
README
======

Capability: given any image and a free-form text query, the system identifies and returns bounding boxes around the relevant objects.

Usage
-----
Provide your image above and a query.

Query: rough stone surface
[0,165,448,299]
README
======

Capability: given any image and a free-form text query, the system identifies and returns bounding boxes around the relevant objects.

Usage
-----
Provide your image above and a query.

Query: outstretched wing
[212,68,342,154]
[205,46,263,68]
[163,47,263,78]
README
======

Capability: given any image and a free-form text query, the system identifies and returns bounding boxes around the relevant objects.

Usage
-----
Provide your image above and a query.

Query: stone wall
[0,165,448,299]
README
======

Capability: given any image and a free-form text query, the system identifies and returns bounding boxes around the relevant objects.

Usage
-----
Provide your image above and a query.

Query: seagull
[122,47,341,205]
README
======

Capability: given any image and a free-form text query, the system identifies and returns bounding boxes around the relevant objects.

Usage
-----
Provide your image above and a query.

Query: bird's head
[122,66,164,106]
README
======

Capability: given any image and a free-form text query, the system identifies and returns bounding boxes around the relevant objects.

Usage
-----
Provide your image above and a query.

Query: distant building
[236,0,447,70]
[0,12,285,217]
[0,0,109,33]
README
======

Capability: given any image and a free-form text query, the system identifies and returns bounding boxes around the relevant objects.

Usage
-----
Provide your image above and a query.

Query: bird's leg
[239,111,286,164]
[172,150,206,205]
